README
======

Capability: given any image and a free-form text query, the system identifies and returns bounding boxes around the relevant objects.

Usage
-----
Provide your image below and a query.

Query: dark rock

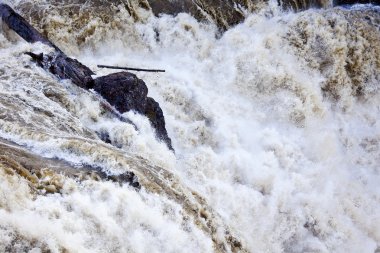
[26,52,95,89]
[94,72,173,150]
[107,171,141,189]
[94,72,148,114]
[96,130,112,144]
[145,97,173,150]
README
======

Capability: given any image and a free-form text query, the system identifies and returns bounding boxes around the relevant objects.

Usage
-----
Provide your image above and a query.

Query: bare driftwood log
[0,4,173,150]
[98,64,166,73]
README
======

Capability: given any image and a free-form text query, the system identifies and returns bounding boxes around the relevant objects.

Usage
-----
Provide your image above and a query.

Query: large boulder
[94,72,173,150]
[93,72,148,113]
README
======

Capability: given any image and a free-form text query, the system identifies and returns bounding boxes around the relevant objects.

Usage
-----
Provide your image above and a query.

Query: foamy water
[0,1,379,252]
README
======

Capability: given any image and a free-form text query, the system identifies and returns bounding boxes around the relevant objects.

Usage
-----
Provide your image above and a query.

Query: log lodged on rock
[0,3,172,150]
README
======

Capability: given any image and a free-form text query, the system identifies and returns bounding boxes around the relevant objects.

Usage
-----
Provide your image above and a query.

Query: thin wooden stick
[98,65,165,73]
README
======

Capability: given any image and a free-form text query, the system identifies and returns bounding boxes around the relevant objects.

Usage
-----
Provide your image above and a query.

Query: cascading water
[0,0,379,252]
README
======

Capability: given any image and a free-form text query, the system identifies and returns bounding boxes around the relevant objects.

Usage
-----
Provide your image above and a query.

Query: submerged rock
[0,4,173,150]
[93,72,148,114]
[147,0,249,30]
[14,0,337,38]
[0,138,141,193]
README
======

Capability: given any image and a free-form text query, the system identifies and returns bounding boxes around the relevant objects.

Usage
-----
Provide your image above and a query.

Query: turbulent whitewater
[0,0,380,252]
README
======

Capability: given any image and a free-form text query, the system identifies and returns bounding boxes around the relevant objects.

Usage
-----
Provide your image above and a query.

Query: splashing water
[0,1,380,252]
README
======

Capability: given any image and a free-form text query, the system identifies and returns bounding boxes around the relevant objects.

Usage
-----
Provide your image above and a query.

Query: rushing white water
[0,1,380,252]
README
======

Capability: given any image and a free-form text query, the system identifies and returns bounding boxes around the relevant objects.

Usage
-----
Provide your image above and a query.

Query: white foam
[0,2,379,252]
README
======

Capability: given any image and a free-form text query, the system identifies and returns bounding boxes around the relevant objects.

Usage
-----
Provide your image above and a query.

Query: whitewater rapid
[0,1,380,252]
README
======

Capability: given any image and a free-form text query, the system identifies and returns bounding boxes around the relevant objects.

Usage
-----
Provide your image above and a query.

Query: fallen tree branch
[98,64,165,73]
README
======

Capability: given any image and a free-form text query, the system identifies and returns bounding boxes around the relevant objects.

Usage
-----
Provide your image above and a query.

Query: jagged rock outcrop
[94,72,173,149]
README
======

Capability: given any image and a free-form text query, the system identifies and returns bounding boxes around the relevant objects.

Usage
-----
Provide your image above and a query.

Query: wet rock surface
[94,72,173,150]
[0,138,141,192]
[147,0,249,30]
[93,72,148,114]
[144,97,173,150]
[28,54,172,149]
[26,52,95,89]
[334,0,380,5]
[11,0,380,43]
[1,4,172,150]
[13,0,333,36]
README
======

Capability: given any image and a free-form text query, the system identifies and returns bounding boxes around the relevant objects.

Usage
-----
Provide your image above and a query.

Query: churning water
[0,0,379,252]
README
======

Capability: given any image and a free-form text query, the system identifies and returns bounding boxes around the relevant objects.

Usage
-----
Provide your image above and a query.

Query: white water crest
[0,1,379,252]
